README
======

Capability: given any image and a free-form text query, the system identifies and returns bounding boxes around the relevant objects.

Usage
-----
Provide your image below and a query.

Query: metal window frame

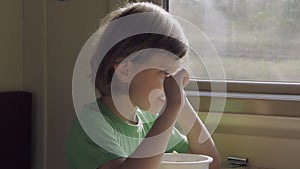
[185,80,300,117]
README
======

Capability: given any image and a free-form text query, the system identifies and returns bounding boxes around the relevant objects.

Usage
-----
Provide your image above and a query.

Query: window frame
[185,80,300,117]
[165,0,300,117]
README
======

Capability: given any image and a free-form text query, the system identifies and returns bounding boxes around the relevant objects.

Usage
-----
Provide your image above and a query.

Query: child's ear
[114,61,133,83]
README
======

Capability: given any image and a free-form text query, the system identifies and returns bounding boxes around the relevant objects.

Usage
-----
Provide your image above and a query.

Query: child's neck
[100,96,138,124]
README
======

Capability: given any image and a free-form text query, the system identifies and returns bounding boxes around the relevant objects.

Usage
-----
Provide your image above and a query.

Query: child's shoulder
[76,100,115,127]
[80,99,112,116]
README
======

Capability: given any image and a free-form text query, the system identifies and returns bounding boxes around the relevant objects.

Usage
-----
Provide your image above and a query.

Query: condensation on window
[170,0,300,83]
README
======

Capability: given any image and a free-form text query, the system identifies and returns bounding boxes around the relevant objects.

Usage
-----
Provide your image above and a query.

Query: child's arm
[177,98,222,169]
[99,75,184,169]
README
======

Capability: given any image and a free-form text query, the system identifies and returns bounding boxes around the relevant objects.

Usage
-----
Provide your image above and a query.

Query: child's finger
[173,69,190,88]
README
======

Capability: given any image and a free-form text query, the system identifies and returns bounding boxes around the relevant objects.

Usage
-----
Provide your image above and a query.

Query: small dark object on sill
[227,156,248,168]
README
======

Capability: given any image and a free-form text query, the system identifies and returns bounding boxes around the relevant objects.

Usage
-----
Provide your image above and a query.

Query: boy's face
[128,54,181,113]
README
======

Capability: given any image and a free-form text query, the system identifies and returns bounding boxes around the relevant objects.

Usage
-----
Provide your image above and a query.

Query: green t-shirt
[66,100,189,169]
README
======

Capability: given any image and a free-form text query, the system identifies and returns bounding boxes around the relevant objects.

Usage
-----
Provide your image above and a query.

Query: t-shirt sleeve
[67,105,127,169]
[165,126,190,153]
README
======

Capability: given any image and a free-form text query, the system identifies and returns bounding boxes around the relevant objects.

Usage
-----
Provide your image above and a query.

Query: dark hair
[94,2,188,96]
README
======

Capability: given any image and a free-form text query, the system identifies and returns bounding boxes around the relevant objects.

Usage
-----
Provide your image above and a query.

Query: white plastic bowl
[159,153,213,169]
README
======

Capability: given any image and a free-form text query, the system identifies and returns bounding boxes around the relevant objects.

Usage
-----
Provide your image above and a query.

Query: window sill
[198,112,300,139]
[185,80,300,117]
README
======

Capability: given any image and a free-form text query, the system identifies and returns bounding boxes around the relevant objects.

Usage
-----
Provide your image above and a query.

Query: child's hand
[175,69,190,88]
[163,69,189,110]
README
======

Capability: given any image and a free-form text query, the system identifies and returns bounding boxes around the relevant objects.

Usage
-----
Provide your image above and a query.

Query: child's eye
[160,70,167,74]
[160,70,170,76]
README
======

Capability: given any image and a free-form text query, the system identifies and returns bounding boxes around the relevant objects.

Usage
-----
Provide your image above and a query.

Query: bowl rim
[161,153,213,165]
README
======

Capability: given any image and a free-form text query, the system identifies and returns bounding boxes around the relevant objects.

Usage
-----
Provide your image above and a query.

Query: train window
[169,0,300,83]
[166,0,300,117]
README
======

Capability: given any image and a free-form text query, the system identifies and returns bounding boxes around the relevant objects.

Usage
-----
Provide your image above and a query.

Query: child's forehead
[138,53,181,70]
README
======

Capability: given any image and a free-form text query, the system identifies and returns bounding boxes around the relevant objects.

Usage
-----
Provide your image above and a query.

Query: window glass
[170,0,300,83]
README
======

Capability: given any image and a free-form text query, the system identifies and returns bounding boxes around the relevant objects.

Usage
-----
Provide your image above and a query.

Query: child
[67,2,221,169]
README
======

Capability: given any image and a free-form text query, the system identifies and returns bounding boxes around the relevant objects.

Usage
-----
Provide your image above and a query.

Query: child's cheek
[146,89,165,114]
